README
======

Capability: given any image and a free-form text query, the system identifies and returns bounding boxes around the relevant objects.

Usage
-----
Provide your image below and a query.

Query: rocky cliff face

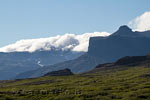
[88,25,150,63]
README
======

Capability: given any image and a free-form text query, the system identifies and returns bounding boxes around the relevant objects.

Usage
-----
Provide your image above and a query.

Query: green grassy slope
[0,65,150,100]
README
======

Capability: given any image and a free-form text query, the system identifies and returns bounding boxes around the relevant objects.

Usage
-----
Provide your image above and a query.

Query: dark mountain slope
[88,55,150,74]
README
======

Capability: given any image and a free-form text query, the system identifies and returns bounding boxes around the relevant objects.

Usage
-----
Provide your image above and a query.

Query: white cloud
[129,11,150,31]
[0,32,110,52]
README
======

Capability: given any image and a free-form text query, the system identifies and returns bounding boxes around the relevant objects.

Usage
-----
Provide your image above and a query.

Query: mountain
[14,53,100,79]
[0,55,150,100]
[15,25,150,79]
[0,50,83,80]
[0,32,109,80]
[88,25,150,62]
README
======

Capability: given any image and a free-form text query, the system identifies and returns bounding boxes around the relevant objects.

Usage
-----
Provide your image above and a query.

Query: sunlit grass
[0,66,150,100]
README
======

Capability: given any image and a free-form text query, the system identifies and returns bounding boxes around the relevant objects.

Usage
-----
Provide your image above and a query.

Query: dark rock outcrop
[44,68,73,76]
[115,55,150,66]
[96,55,150,69]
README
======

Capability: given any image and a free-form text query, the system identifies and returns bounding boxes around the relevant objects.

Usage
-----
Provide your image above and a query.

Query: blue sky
[0,0,150,47]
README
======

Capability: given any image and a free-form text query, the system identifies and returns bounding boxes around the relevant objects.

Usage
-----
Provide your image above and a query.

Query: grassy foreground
[0,66,150,100]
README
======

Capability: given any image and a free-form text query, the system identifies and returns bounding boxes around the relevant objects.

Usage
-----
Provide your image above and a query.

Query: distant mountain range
[0,50,83,80]
[0,31,109,80]
[15,25,150,79]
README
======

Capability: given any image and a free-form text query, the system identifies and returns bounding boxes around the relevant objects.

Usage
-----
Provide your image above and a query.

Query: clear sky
[0,0,150,47]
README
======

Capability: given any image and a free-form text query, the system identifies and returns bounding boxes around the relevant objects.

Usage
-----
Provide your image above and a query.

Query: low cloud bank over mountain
[0,32,110,52]
[129,11,150,31]
[1,11,150,53]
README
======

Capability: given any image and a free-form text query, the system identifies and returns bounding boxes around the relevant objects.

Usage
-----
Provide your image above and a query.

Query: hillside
[0,56,150,100]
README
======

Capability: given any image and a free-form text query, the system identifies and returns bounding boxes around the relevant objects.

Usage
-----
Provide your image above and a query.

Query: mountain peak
[111,25,136,37]
[118,25,132,32]
[117,25,133,34]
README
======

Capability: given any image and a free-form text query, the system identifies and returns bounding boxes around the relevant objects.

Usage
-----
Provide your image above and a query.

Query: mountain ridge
[15,25,150,79]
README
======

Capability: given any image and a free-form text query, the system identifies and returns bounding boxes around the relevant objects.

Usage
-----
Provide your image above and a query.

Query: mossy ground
[0,66,150,100]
